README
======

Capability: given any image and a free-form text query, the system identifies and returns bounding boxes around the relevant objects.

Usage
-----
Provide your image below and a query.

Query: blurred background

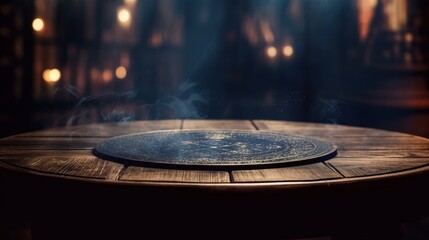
[1,0,429,138]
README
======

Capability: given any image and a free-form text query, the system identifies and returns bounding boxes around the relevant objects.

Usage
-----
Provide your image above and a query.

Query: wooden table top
[1,119,429,188]
[3,120,429,239]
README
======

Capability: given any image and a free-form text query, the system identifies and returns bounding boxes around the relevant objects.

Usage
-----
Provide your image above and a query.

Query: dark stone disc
[94,130,337,169]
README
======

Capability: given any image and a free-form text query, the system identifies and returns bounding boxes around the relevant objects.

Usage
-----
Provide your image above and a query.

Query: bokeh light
[266,46,277,58]
[115,66,127,79]
[405,32,413,43]
[102,69,113,82]
[32,18,44,32]
[282,45,294,57]
[42,68,61,82]
[124,0,137,5]
[117,8,131,27]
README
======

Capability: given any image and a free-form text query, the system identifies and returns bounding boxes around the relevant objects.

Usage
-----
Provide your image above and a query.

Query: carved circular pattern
[94,130,337,169]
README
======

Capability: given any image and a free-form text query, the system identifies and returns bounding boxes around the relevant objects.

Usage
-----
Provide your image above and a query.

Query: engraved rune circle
[94,130,337,169]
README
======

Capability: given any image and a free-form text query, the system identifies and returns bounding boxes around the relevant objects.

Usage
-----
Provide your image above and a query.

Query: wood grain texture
[253,120,411,137]
[16,120,182,138]
[327,157,429,177]
[0,137,104,150]
[182,119,256,130]
[325,136,429,150]
[232,163,342,182]
[120,166,230,183]
[2,120,429,240]
[336,150,429,158]
[1,120,429,183]
[0,150,123,180]
[255,120,429,178]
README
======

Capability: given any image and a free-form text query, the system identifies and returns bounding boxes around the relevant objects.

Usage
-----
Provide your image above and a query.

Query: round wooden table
[1,120,429,240]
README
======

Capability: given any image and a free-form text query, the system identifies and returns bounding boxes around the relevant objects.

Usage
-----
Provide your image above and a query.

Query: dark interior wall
[0,0,429,137]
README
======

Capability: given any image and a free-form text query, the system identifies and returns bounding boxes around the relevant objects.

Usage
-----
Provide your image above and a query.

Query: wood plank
[249,135,429,149]
[16,120,182,138]
[323,136,429,150]
[0,149,93,158]
[232,163,342,182]
[0,150,123,180]
[120,166,230,183]
[0,137,104,150]
[253,120,412,137]
[328,157,429,178]
[324,136,427,145]
[336,149,429,158]
[254,120,429,151]
[182,119,256,130]
[337,144,429,150]
[2,120,429,183]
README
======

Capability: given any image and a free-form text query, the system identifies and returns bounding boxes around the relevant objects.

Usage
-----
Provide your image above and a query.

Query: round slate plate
[93,130,337,169]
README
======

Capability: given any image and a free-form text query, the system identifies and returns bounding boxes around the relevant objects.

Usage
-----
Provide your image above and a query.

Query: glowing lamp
[32,18,44,32]
[283,45,294,58]
[115,66,127,79]
[43,68,61,82]
[266,46,277,58]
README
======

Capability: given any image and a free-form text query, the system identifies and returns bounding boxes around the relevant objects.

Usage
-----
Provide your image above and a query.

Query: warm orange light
[260,20,274,43]
[32,18,44,32]
[42,69,50,82]
[405,32,413,43]
[115,66,127,79]
[117,8,131,27]
[49,69,61,82]
[43,68,61,82]
[357,0,378,41]
[282,45,294,57]
[102,70,113,82]
[243,16,259,45]
[266,46,277,58]
[124,0,137,5]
